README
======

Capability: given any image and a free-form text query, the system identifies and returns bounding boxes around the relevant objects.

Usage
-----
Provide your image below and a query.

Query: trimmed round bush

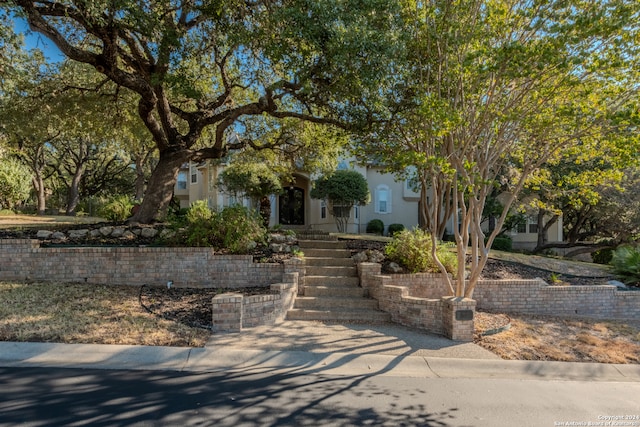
[366,219,384,235]
[490,236,513,252]
[592,248,613,265]
[387,223,405,236]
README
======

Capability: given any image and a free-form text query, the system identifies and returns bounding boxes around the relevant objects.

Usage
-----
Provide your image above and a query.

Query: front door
[279,187,305,225]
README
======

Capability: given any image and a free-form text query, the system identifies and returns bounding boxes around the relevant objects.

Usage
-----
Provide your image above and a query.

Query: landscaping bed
[1,219,637,363]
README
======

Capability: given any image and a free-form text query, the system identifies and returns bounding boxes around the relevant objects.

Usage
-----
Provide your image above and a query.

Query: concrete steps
[287,239,390,324]
[293,296,379,310]
[286,308,391,322]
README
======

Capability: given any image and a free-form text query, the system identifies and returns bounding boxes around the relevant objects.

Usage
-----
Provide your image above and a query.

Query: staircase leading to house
[286,238,391,323]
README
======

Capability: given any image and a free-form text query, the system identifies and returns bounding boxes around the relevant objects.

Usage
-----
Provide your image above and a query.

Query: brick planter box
[211,274,299,332]
[0,239,305,331]
[358,262,640,340]
[357,263,475,341]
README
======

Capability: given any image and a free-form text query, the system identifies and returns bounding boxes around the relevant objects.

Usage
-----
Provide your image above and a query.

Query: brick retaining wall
[212,273,299,332]
[0,239,305,288]
[474,280,640,320]
[358,262,640,340]
[357,263,475,341]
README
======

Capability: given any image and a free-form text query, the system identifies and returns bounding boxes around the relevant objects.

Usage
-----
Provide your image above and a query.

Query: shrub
[76,196,106,218]
[387,223,405,236]
[182,200,215,247]
[490,236,513,252]
[177,203,266,252]
[0,157,32,210]
[610,245,640,286]
[366,219,384,235]
[211,205,266,254]
[385,228,458,275]
[100,195,135,222]
[436,241,458,275]
[592,248,613,265]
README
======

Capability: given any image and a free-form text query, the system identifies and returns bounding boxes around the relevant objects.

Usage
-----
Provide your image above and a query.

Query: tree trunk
[65,166,83,216]
[32,173,47,216]
[134,160,147,201]
[129,150,190,223]
[533,210,560,253]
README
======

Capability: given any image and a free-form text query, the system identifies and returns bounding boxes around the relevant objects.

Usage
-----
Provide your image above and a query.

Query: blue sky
[13,16,64,62]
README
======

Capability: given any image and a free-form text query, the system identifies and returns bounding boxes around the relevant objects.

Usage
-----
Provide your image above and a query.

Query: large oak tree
[4,0,401,223]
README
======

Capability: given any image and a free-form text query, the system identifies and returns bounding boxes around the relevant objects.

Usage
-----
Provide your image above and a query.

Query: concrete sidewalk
[2,319,639,382]
[1,341,639,382]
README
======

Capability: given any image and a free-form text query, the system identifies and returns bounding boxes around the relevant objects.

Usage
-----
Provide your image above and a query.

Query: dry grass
[476,313,640,364]
[0,282,210,347]
[0,214,105,228]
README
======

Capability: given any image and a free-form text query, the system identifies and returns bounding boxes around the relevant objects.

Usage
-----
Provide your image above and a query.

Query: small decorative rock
[68,229,89,238]
[352,251,369,263]
[140,228,158,238]
[36,230,53,239]
[270,233,287,243]
[269,243,288,253]
[111,227,125,238]
[99,226,114,236]
[367,249,385,264]
[388,262,403,273]
[90,229,102,238]
[121,230,136,240]
[51,231,66,240]
[285,235,297,244]
[607,280,628,290]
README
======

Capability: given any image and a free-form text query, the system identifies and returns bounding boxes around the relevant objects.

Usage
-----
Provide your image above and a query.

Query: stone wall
[211,273,299,332]
[0,239,305,288]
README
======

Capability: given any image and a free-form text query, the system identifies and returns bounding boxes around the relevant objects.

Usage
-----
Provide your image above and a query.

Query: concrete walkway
[207,320,496,359]
[2,320,639,382]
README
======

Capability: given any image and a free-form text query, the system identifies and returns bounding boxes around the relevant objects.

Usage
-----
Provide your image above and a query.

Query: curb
[1,342,638,382]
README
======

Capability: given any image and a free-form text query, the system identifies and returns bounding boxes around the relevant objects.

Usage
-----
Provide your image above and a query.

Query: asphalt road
[1,366,638,427]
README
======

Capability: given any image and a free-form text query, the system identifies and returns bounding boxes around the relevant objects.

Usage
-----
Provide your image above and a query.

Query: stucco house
[174,158,561,250]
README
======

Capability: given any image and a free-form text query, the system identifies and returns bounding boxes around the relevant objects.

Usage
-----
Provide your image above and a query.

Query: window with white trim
[375,185,392,214]
[177,171,187,190]
[190,164,198,184]
[514,216,538,234]
[321,201,327,219]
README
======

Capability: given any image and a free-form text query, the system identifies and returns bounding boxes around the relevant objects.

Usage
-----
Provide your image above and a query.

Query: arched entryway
[279,187,305,225]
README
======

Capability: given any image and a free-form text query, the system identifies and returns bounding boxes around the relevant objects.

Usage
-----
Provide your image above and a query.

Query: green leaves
[218,162,283,201]
[310,169,370,207]
[0,156,32,209]
[610,245,640,286]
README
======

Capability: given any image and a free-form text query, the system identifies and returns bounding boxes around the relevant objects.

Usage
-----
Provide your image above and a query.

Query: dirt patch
[139,285,277,329]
